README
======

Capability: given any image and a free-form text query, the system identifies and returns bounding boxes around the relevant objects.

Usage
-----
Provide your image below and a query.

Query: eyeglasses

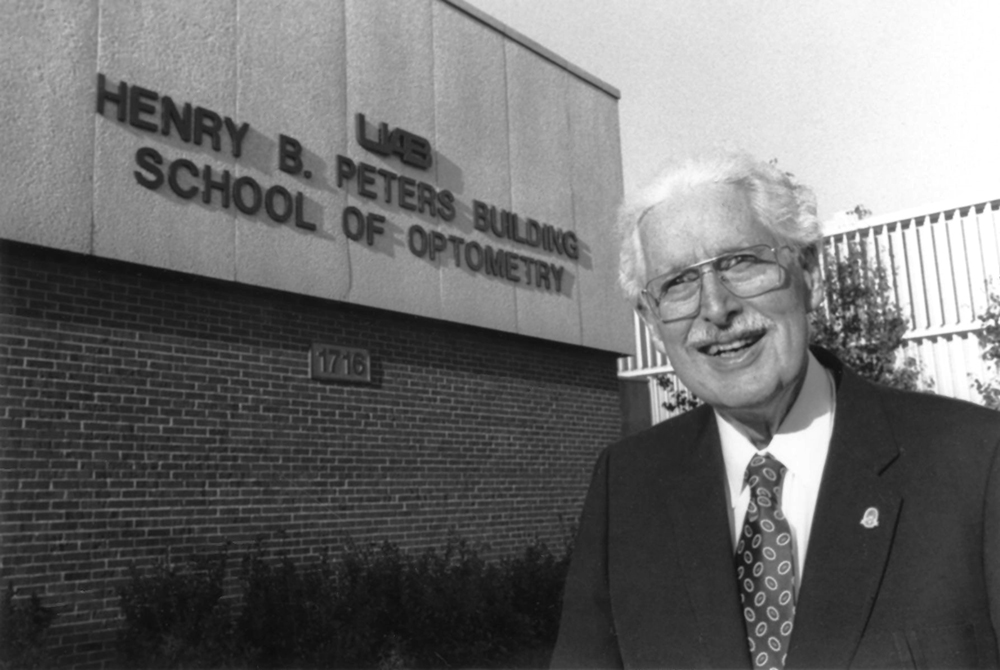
[641,244,789,322]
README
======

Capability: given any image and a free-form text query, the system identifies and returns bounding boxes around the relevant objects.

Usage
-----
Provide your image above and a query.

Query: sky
[465,0,1000,222]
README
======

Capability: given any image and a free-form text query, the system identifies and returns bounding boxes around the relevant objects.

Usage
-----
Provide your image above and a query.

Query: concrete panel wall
[570,82,627,350]
[505,44,579,344]
[235,0,351,299]
[342,0,443,320]
[1,0,98,253]
[93,1,238,280]
[1,0,631,354]
[432,1,518,333]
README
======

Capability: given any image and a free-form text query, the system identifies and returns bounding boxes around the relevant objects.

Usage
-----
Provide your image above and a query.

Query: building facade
[0,1,632,666]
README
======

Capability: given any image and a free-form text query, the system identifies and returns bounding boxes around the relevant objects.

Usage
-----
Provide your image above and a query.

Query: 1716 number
[310,344,371,383]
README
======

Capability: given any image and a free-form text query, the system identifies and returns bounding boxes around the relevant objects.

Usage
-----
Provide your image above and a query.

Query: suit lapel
[660,410,753,668]
[610,406,751,668]
[786,364,903,668]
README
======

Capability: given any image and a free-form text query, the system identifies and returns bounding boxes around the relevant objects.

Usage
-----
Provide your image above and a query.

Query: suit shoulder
[818,345,1000,439]
[606,404,716,460]
[874,383,1000,433]
[866,383,1000,461]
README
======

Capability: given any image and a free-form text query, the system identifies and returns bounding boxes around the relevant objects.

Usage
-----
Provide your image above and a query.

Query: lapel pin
[860,507,879,529]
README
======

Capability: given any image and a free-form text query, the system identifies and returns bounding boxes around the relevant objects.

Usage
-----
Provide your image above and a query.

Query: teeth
[707,337,756,356]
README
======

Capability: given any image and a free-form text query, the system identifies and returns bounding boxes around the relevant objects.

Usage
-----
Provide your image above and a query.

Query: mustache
[685,315,772,349]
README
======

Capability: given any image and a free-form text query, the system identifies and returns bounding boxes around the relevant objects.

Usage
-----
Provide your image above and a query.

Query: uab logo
[356,113,432,170]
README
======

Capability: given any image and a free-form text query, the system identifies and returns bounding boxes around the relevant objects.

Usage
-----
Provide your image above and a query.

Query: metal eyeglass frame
[640,244,791,323]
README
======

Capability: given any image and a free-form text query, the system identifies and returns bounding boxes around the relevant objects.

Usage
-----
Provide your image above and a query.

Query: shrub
[116,547,234,668]
[501,537,574,667]
[327,535,568,668]
[237,540,343,668]
[0,582,57,670]
[116,534,572,669]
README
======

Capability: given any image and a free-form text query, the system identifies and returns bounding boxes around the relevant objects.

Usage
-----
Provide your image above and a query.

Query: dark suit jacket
[552,349,1000,669]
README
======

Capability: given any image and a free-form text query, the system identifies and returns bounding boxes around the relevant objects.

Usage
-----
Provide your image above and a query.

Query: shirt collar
[717,351,836,507]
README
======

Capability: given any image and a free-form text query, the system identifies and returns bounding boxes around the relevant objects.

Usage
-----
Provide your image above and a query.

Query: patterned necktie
[736,453,795,670]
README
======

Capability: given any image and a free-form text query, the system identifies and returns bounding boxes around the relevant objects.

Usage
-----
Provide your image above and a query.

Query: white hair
[618,151,822,302]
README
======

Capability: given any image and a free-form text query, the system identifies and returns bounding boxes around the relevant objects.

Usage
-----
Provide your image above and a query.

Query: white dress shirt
[717,352,836,597]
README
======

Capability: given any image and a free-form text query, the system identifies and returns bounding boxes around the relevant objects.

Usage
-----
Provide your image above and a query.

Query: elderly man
[551,153,1000,669]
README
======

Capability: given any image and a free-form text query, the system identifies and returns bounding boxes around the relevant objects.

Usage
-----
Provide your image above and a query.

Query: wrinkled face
[638,183,823,414]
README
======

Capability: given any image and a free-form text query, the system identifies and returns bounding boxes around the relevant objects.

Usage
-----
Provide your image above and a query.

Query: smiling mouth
[698,331,766,357]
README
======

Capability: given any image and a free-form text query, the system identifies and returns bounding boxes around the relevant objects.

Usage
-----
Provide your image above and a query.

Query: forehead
[638,182,776,277]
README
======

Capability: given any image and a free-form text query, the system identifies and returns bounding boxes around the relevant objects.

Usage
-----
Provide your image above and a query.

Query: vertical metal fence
[618,196,1000,423]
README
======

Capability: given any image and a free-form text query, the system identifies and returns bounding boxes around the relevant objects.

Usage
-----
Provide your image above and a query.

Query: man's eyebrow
[716,244,762,254]
[666,245,762,271]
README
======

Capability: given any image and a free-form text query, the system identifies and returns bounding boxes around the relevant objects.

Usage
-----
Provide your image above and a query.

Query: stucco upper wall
[1,0,631,354]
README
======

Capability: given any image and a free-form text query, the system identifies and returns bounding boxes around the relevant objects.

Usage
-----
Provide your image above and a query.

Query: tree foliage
[971,285,1000,410]
[810,248,925,391]
[655,374,702,414]
[846,204,872,219]
[809,204,924,390]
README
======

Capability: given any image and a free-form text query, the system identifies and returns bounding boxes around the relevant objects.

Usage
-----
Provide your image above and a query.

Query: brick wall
[0,240,622,668]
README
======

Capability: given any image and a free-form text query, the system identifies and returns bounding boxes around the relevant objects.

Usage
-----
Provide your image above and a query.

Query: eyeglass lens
[648,246,783,320]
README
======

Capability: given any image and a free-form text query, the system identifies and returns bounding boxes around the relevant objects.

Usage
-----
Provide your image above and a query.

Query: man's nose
[698,270,740,325]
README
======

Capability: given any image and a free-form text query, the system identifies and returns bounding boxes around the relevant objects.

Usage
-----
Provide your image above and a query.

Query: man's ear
[802,257,825,313]
[635,301,668,354]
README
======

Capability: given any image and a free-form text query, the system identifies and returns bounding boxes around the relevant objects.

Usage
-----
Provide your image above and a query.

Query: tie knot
[744,453,787,497]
